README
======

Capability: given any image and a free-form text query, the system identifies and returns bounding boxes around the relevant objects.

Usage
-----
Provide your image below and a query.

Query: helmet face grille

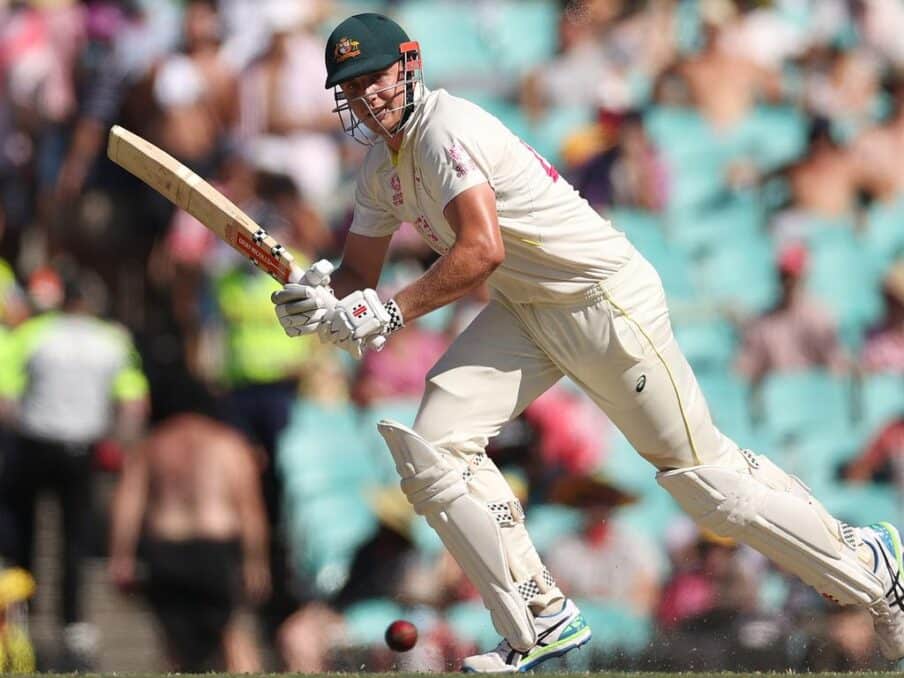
[331,42,425,146]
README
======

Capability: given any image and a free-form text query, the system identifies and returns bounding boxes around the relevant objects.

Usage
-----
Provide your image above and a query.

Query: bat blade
[106,125,301,284]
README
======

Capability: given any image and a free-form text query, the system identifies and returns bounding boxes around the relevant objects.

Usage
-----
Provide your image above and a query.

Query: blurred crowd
[0,0,903,672]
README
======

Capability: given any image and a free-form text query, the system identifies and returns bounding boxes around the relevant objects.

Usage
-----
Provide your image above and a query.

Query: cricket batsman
[272,13,904,672]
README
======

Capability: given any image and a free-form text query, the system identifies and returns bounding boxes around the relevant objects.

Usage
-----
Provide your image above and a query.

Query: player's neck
[386,129,405,153]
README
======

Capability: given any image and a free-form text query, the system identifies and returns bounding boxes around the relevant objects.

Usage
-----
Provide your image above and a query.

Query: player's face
[339,61,406,137]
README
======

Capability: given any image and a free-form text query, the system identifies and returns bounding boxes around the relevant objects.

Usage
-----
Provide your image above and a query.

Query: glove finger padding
[275,298,324,319]
[279,311,328,330]
[271,283,316,305]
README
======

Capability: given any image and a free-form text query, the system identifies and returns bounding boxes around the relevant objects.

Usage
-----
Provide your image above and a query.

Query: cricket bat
[107,125,385,351]
[106,124,308,285]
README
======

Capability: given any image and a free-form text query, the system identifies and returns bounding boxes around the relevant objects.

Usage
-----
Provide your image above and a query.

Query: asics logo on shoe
[561,615,588,638]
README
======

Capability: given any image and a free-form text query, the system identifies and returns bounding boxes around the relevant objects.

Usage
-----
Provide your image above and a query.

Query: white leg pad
[378,420,537,651]
[657,449,883,606]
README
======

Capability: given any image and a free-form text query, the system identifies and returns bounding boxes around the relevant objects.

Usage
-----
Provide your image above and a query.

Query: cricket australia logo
[390,173,403,206]
[444,142,476,178]
[334,37,361,63]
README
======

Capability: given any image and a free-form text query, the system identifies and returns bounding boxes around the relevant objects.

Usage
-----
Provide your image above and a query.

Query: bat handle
[286,259,334,285]
[302,259,335,286]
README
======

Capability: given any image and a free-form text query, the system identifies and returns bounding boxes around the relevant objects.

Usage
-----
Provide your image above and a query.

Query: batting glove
[322,289,404,358]
[272,283,337,337]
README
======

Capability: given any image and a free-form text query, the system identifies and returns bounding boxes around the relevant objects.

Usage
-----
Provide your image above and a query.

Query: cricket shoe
[461,598,591,673]
[863,521,904,660]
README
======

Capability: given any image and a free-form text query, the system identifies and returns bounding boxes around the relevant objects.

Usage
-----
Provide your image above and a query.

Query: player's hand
[329,289,404,342]
[271,283,337,337]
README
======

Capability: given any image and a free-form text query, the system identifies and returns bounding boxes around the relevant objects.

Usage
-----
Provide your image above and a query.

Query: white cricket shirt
[349,88,634,303]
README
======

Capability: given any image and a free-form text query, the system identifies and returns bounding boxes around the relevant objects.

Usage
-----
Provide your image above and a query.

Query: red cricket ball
[385,619,418,652]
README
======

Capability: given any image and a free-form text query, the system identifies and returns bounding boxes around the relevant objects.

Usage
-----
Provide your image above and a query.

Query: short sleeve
[111,327,150,402]
[418,120,490,210]
[349,173,400,238]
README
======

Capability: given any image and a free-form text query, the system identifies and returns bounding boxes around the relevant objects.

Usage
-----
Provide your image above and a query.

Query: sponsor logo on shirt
[444,142,476,178]
[390,173,403,206]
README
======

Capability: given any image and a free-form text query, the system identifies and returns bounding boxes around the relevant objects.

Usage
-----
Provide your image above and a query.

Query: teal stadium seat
[755,371,853,445]
[693,230,778,315]
[864,196,904,268]
[524,504,582,555]
[597,430,681,541]
[573,600,652,656]
[446,600,500,649]
[396,1,491,84]
[398,1,558,85]
[487,2,559,76]
[666,195,766,256]
[857,372,904,434]
[644,106,806,214]
[673,317,739,375]
[821,482,900,529]
[286,493,378,594]
[694,370,754,443]
[804,229,883,351]
[605,207,695,304]
[279,401,389,592]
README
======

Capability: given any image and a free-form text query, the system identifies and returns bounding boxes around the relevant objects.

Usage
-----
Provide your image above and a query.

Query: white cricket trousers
[414,251,738,472]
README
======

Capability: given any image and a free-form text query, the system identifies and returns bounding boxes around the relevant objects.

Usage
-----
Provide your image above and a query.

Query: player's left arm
[393,182,504,322]
[326,183,503,351]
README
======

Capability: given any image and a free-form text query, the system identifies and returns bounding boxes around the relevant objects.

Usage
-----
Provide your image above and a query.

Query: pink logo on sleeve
[390,173,403,206]
[444,143,476,178]
[413,216,449,254]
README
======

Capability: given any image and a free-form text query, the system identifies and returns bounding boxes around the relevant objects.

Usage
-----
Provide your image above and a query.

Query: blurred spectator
[108,411,269,672]
[544,473,660,616]
[237,0,340,210]
[0,265,148,669]
[571,111,668,211]
[850,76,904,234]
[48,0,144,255]
[736,243,849,383]
[844,416,904,486]
[0,565,36,672]
[771,117,858,244]
[649,521,786,671]
[655,522,758,631]
[522,0,675,118]
[802,606,887,671]
[805,48,884,145]
[523,384,610,476]
[352,324,447,406]
[860,259,904,374]
[146,0,238,173]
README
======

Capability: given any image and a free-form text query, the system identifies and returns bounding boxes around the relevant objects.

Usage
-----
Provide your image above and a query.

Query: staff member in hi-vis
[272,12,904,673]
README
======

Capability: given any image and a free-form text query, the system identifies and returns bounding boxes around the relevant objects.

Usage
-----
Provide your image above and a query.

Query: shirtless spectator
[148,0,238,172]
[108,412,270,672]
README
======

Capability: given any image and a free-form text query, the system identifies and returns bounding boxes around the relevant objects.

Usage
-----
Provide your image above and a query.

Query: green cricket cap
[324,13,410,89]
